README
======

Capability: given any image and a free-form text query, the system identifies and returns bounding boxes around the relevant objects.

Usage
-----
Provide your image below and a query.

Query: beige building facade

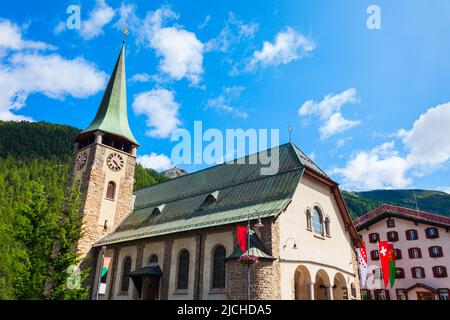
[354,204,450,300]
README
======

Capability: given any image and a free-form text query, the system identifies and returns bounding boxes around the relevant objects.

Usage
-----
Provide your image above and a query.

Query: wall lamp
[283,237,298,250]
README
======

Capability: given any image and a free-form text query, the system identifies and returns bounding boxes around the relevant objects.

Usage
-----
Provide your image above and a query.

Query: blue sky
[1,0,450,192]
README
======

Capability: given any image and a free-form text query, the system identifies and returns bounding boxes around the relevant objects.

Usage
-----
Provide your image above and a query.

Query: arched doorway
[141,276,160,300]
[314,269,330,300]
[332,273,347,300]
[294,265,312,300]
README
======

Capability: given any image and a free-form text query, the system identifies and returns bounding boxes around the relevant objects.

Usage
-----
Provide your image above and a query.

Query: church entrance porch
[294,265,312,300]
[313,269,331,300]
[127,263,162,300]
[332,272,346,300]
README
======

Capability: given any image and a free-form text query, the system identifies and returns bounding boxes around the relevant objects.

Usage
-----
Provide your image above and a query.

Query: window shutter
[385,290,390,300]
[374,290,379,300]
[418,248,422,259]
[411,268,416,278]
[429,247,433,257]
[444,267,448,278]
[405,231,410,240]
[439,247,443,257]
[421,267,425,278]
[397,249,402,259]
[432,267,437,278]
[408,248,412,259]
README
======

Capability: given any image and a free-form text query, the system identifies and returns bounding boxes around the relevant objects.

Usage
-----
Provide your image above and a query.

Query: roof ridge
[135,142,297,194]
[134,165,304,210]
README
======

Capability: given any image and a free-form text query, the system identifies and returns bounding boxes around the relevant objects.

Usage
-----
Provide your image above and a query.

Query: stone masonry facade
[226,217,281,300]
[96,218,282,300]
[74,141,136,290]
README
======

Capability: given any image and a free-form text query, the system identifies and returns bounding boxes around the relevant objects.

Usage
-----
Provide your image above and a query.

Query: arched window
[324,216,331,237]
[212,246,226,289]
[148,254,158,264]
[106,181,116,200]
[177,250,190,290]
[312,207,324,236]
[120,256,132,292]
[306,210,312,230]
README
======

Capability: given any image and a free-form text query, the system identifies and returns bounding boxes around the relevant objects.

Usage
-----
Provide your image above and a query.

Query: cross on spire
[122,25,129,43]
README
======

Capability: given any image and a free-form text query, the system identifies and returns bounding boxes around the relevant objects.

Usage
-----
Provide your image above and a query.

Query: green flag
[388,243,396,287]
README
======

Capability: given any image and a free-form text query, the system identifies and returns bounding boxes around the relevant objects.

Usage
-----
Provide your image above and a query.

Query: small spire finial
[122,24,129,43]
[288,125,293,143]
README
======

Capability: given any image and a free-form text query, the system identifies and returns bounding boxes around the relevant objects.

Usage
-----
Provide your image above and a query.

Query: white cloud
[0,20,107,121]
[117,6,204,85]
[331,142,410,190]
[0,19,54,51]
[53,21,66,35]
[132,88,181,138]
[299,88,360,139]
[129,73,151,83]
[332,103,450,190]
[245,27,315,72]
[400,102,450,168]
[206,86,248,119]
[437,187,450,194]
[319,113,360,139]
[205,12,258,53]
[137,152,173,171]
[79,0,115,40]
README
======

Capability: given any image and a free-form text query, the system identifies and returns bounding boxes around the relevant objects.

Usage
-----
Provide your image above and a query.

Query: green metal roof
[95,143,328,247]
[79,43,138,146]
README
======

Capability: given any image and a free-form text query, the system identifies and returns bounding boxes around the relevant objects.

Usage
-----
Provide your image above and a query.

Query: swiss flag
[378,241,390,288]
[236,225,248,252]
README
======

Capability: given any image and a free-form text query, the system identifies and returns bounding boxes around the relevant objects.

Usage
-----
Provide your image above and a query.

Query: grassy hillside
[342,189,450,219]
[0,121,167,299]
[0,120,168,190]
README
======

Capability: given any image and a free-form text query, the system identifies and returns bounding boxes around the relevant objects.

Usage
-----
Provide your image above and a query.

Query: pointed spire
[79,41,139,146]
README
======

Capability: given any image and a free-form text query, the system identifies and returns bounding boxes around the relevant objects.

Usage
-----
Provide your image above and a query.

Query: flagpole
[247,214,251,300]
[96,246,106,300]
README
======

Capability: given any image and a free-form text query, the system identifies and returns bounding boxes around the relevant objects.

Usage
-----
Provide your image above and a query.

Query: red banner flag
[378,241,390,288]
[236,225,247,252]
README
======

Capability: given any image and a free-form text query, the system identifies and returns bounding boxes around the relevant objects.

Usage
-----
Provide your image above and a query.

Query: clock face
[107,152,124,172]
[75,152,87,170]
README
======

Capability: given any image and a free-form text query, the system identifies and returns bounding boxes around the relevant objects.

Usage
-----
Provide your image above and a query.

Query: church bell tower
[71,39,139,276]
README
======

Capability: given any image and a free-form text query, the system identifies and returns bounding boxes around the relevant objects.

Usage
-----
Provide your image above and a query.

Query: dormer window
[199,191,219,210]
[152,204,165,215]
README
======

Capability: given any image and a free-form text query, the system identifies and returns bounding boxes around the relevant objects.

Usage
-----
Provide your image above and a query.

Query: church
[70,41,362,300]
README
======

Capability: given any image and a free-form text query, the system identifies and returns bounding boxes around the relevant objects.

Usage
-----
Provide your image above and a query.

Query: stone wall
[350,248,362,300]
[73,141,136,292]
[94,219,285,300]
[226,217,281,300]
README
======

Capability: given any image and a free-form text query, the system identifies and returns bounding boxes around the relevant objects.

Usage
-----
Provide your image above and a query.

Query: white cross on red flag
[378,241,390,288]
